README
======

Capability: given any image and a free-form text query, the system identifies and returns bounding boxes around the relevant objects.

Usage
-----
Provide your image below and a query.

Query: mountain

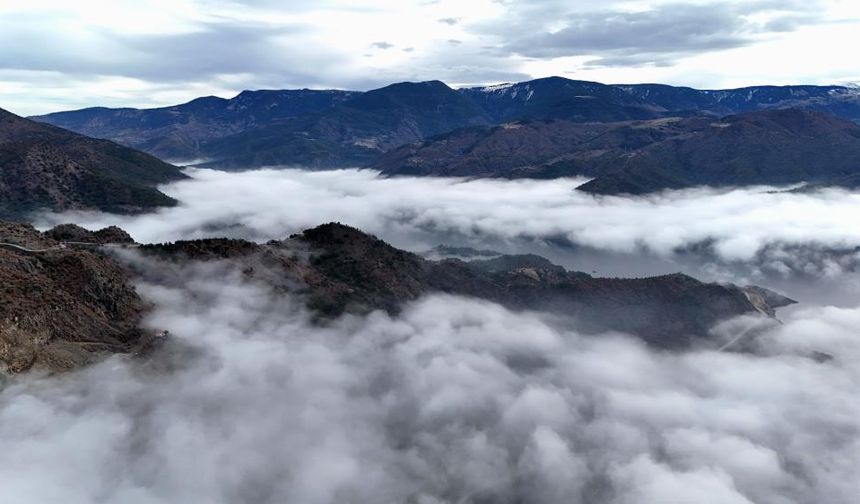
[142,222,795,348]
[460,77,663,123]
[34,82,491,168]
[462,79,860,123]
[30,89,359,161]
[198,80,493,168]
[0,221,155,373]
[577,108,860,195]
[32,77,860,170]
[0,220,795,373]
[615,83,860,119]
[373,118,657,178]
[376,108,860,193]
[0,107,186,217]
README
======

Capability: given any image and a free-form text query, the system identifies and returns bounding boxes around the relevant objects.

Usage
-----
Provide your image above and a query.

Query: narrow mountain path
[0,242,58,254]
[0,241,139,255]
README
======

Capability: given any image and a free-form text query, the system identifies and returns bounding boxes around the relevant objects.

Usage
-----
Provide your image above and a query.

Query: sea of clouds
[5,168,860,503]
[1,258,859,504]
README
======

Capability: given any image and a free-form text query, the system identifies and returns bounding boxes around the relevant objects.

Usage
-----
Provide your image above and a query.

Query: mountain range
[376,108,860,194]
[26,77,860,195]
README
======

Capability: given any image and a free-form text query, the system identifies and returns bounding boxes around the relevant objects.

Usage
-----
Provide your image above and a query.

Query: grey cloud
[506,5,746,59]
[0,16,341,87]
[438,17,461,25]
[370,41,395,49]
[764,14,812,32]
[484,1,825,67]
[116,22,323,80]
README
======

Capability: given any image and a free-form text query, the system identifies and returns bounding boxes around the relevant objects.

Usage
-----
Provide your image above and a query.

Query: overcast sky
[1,0,859,115]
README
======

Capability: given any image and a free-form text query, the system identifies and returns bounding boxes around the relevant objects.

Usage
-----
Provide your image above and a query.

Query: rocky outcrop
[44,223,136,244]
[0,222,152,373]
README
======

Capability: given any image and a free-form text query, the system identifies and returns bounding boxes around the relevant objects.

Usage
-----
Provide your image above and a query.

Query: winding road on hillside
[0,241,139,255]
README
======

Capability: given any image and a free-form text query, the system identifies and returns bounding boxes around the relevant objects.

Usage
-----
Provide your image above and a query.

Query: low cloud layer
[1,257,858,503]
[35,168,860,269]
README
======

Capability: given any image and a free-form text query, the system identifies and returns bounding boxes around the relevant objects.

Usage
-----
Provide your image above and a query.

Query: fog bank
[34,168,860,265]
[1,259,859,504]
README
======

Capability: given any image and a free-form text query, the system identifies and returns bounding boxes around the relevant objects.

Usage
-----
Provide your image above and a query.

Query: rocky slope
[0,222,152,373]
[141,223,795,348]
[0,107,187,218]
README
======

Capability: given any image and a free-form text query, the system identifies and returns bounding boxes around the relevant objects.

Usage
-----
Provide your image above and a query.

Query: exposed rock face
[142,222,795,348]
[0,107,186,218]
[0,222,151,373]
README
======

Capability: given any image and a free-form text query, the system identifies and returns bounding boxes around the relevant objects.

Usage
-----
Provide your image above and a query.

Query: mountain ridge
[0,220,795,373]
[142,222,795,348]
[31,77,860,169]
[376,108,860,194]
[577,108,860,194]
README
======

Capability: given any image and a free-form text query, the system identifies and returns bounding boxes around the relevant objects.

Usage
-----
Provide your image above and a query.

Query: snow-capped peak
[479,83,515,93]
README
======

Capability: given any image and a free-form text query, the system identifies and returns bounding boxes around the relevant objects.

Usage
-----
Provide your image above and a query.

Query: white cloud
[0,256,858,503]
[33,168,860,268]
